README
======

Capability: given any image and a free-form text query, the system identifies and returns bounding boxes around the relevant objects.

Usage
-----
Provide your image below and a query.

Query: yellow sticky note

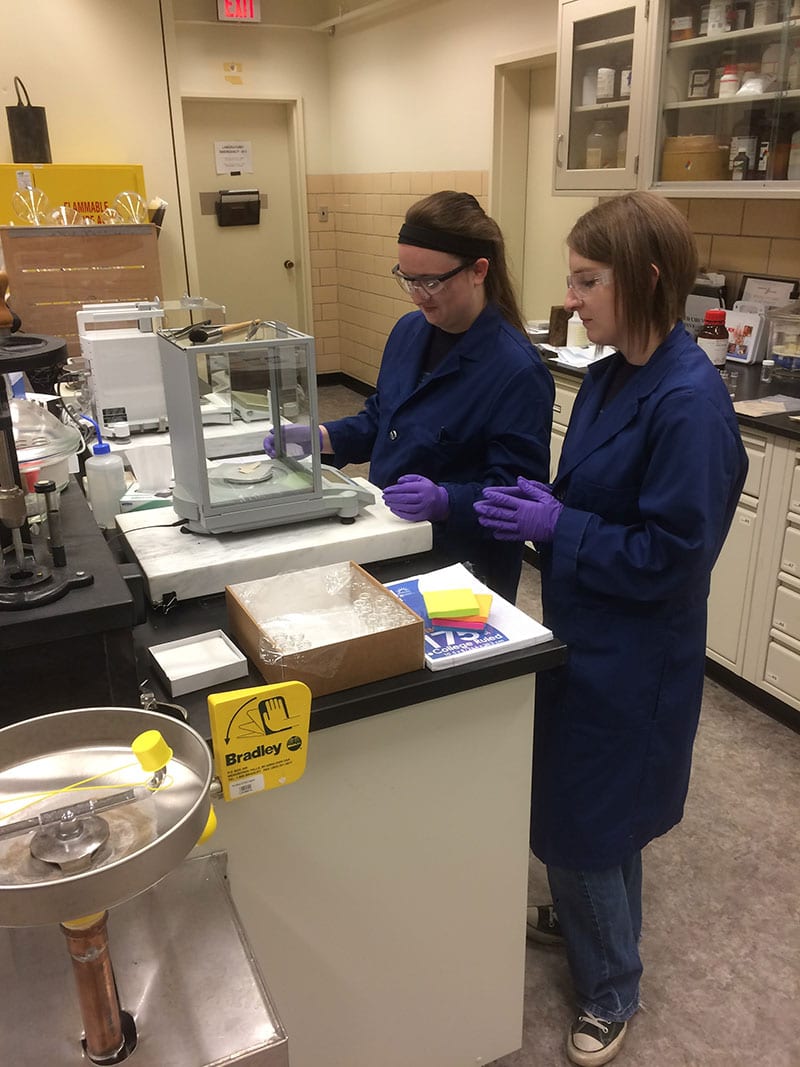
[422,587,480,618]
[430,595,494,630]
[208,681,311,801]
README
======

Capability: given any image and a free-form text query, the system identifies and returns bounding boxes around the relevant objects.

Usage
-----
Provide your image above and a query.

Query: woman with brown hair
[288,190,554,601]
[475,192,748,1064]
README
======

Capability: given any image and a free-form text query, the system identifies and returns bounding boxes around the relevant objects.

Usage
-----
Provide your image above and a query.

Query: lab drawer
[707,500,757,668]
[779,522,800,576]
[550,423,566,481]
[763,633,800,706]
[789,456,800,515]
[772,582,800,644]
[740,431,766,501]
[552,376,579,429]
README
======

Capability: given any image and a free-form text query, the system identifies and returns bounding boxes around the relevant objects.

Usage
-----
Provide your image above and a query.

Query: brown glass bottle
[670,0,697,40]
[697,308,728,370]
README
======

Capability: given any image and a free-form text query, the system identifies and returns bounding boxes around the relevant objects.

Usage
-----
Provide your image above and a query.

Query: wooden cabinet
[706,429,769,671]
[745,438,800,710]
[556,0,800,197]
[548,366,800,719]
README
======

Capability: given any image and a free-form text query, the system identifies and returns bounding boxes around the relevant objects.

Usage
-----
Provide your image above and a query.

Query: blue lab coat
[326,304,554,600]
[532,324,748,870]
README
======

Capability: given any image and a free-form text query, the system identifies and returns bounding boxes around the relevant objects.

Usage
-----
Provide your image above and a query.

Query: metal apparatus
[0,707,289,1066]
[158,319,374,535]
[0,274,91,609]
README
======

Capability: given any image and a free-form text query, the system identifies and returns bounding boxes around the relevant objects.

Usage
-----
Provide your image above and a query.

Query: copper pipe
[60,911,124,1063]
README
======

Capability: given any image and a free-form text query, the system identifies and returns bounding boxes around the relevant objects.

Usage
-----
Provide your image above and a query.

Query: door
[182,99,301,326]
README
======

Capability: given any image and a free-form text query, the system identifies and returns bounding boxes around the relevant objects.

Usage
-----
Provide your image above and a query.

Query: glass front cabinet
[555,0,651,191]
[556,0,800,195]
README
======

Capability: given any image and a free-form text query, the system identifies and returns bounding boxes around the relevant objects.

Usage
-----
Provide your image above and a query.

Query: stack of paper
[385,563,553,671]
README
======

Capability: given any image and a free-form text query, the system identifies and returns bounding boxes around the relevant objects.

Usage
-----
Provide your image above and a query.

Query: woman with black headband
[316,190,554,601]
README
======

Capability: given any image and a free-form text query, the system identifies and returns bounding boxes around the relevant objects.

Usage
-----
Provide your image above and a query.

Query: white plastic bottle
[85,441,126,528]
[566,310,589,348]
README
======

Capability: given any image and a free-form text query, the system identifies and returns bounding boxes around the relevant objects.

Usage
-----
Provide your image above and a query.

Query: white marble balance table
[116,478,432,605]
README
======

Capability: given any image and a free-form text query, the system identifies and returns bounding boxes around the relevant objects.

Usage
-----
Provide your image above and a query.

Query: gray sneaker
[526,904,564,945]
[567,1011,627,1066]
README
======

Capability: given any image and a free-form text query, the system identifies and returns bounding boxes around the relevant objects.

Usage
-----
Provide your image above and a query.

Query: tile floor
[318,381,800,1067]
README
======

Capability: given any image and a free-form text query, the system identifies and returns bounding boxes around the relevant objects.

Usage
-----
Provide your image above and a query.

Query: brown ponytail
[405,191,527,336]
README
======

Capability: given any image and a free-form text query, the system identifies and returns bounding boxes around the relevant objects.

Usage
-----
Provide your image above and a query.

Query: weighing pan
[0,707,212,927]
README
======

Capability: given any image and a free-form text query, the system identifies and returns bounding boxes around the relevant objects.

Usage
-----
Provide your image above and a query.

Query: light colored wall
[522,64,596,323]
[168,17,332,172]
[1,0,185,301]
[327,0,558,172]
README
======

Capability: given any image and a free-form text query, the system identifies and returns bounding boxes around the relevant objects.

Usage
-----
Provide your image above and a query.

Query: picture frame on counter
[737,274,799,307]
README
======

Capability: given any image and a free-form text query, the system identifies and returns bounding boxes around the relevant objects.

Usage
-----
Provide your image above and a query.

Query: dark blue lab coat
[532,324,748,870]
[326,304,554,600]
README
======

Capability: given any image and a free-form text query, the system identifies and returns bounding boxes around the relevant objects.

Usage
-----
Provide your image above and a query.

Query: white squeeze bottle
[85,436,126,529]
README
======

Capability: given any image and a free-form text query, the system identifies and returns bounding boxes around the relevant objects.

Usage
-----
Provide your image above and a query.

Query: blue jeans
[547,852,643,1023]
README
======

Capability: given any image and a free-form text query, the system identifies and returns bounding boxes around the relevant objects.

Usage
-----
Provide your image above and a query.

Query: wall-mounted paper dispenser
[215,189,260,227]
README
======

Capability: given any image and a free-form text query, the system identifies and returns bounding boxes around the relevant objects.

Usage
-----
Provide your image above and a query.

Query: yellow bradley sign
[208,681,311,802]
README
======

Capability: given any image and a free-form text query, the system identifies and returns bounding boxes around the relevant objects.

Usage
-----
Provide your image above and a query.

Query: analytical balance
[157,320,374,535]
[0,707,289,1066]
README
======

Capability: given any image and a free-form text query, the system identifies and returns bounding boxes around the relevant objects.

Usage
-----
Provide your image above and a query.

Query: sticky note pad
[431,594,493,630]
[431,616,487,631]
[422,587,480,619]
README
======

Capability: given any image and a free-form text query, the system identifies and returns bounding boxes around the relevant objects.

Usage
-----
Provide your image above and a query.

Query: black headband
[398,221,493,260]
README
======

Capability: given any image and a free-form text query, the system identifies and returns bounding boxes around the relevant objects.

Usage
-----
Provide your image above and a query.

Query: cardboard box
[148,629,248,697]
[660,136,728,182]
[226,561,424,697]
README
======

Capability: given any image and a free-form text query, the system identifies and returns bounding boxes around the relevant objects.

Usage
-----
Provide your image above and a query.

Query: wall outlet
[318,206,329,222]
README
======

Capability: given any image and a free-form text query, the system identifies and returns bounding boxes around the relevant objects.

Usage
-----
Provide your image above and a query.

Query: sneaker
[567,1011,627,1066]
[526,904,564,945]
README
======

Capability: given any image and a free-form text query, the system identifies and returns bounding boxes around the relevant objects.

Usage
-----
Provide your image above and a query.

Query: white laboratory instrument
[76,299,230,438]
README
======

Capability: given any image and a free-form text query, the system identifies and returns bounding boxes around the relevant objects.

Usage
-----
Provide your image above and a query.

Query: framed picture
[737,274,799,307]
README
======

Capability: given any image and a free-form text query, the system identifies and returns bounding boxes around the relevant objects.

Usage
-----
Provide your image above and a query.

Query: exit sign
[217,0,261,21]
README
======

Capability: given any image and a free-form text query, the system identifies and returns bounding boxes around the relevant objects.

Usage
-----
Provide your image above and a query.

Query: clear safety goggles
[565,270,613,299]
[392,261,473,297]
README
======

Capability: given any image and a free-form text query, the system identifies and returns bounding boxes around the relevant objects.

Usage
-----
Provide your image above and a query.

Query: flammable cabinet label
[208,681,311,801]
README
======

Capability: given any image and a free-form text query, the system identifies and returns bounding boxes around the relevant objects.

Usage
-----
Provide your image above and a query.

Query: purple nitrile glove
[473,476,563,543]
[382,474,450,523]
[263,424,323,459]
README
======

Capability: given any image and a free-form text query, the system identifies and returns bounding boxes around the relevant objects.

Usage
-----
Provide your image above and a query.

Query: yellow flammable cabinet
[0,163,147,225]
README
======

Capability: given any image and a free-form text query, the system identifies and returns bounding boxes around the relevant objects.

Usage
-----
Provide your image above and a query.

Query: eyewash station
[1,271,567,1067]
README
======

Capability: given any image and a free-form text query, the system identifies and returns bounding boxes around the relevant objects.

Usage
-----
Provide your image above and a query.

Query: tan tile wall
[671,197,800,301]
[308,181,800,382]
[307,171,489,384]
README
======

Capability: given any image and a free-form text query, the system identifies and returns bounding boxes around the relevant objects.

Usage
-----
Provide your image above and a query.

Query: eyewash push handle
[132,729,216,845]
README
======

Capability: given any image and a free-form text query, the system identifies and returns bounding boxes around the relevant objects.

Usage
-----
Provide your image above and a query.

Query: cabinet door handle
[556,132,564,170]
